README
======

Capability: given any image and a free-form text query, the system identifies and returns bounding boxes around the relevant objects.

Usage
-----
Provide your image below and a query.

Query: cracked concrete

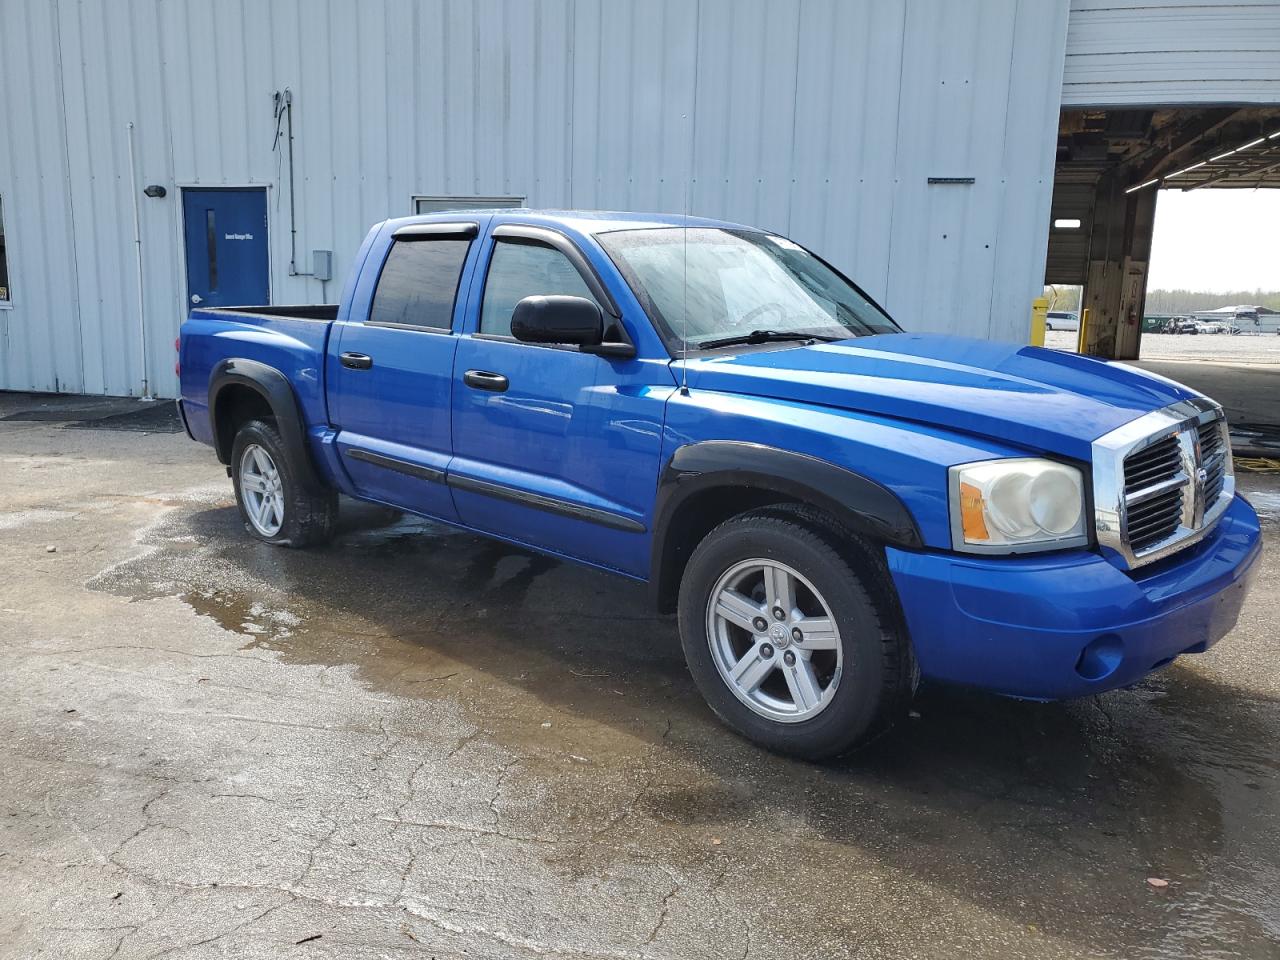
[1,392,1279,958]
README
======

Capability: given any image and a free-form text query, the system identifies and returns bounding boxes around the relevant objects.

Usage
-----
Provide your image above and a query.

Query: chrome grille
[1093,399,1234,570]
[1123,435,1181,495]
[1125,488,1183,553]
[1121,433,1187,552]
[1199,419,1228,504]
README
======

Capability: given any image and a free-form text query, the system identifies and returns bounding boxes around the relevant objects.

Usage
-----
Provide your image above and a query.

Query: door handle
[463,369,509,392]
[340,352,373,370]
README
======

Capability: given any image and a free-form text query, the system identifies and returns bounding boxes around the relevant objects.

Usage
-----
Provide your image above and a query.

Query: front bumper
[886,494,1262,700]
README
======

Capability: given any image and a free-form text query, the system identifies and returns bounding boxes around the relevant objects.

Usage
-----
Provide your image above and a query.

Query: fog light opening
[1076,634,1123,681]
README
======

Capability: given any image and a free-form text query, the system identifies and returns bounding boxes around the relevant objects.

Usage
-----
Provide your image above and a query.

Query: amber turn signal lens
[959,481,990,542]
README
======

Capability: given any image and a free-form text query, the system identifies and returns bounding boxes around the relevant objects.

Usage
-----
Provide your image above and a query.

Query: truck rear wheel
[677,506,915,760]
[230,419,337,547]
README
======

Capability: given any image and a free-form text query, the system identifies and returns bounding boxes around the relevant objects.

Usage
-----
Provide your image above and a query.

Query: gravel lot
[2,394,1279,959]
[1046,329,1280,363]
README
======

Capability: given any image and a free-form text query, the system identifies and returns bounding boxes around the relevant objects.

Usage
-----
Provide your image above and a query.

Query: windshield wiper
[696,329,842,350]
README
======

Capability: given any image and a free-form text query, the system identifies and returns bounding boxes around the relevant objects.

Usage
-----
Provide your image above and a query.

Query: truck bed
[195,304,339,322]
[178,305,340,453]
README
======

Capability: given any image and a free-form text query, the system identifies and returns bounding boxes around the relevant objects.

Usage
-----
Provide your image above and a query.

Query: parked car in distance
[177,210,1262,760]
[1168,316,1200,335]
[1044,310,1079,332]
[1194,320,1236,335]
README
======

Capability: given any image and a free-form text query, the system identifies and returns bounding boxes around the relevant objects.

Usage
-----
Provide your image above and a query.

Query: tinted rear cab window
[369,239,471,329]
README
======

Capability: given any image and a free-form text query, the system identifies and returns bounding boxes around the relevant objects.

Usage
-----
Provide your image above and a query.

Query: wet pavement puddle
[80,488,1280,957]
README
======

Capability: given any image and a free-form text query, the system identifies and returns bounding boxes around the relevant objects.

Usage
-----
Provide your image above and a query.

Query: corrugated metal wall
[0,0,1070,398]
[1064,0,1280,106]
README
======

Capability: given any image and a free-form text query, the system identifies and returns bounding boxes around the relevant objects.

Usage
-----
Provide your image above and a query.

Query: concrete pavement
[1,393,1278,959]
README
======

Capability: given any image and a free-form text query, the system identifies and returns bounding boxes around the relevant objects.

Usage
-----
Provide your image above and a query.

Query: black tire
[230,418,337,547]
[677,505,916,760]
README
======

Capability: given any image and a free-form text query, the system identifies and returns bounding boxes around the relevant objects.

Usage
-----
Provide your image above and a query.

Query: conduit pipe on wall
[127,121,152,400]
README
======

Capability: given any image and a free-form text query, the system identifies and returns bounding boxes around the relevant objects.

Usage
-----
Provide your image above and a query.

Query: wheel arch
[650,441,922,614]
[209,358,325,493]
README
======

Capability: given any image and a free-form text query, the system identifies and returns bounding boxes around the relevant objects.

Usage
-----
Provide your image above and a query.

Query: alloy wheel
[239,443,285,537]
[706,558,843,723]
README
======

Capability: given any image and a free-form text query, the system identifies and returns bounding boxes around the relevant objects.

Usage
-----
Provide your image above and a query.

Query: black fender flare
[650,440,922,610]
[208,358,326,493]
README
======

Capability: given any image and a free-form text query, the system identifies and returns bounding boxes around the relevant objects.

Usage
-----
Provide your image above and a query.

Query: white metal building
[1,0,1278,398]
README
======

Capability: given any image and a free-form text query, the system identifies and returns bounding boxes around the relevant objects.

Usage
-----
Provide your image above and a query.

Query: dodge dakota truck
[177,210,1261,759]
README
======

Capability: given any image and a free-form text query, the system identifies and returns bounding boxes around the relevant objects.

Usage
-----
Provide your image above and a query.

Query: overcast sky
[1147,189,1280,292]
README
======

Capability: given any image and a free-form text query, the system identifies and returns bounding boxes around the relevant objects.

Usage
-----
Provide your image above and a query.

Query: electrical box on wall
[312,250,333,281]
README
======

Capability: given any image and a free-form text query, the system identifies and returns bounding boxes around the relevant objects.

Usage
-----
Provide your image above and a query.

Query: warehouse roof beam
[1126,124,1280,194]
[1125,108,1240,182]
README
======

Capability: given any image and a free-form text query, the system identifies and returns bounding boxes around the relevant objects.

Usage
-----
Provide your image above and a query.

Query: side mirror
[510,295,603,347]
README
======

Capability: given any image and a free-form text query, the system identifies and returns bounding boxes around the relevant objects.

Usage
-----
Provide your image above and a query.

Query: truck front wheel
[677,506,915,760]
[230,419,337,547]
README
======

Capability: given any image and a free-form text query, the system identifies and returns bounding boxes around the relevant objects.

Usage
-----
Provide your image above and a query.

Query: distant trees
[1041,286,1280,316]
[1144,289,1280,314]
[1042,285,1082,312]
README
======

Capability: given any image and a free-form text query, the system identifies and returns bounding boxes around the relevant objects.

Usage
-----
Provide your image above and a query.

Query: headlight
[948,459,1088,554]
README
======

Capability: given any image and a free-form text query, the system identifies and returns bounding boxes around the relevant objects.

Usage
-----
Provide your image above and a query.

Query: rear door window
[369,238,471,329]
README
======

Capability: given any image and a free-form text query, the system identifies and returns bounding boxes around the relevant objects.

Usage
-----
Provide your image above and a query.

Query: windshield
[598,227,899,350]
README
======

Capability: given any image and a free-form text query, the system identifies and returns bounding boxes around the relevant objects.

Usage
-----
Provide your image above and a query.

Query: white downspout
[127,121,152,400]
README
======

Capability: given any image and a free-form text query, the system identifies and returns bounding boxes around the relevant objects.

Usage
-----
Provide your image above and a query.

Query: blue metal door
[448,233,672,577]
[328,222,490,524]
[182,188,269,308]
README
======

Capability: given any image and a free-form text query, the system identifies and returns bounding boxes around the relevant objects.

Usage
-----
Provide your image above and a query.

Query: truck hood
[681,334,1200,460]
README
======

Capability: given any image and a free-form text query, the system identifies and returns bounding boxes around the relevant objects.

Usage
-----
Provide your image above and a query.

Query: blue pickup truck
[178,210,1261,758]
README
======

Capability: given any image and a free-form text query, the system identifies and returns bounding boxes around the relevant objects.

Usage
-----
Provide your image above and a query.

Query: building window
[414,195,524,215]
[0,194,10,304]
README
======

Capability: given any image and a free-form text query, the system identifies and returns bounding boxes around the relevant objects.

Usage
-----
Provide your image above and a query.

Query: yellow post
[1076,307,1091,355]
[1030,297,1048,347]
